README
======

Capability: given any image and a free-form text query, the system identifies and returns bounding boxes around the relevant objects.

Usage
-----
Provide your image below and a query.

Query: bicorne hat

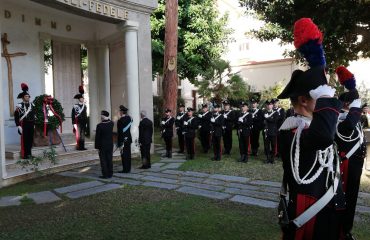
[17,83,30,99]
[119,105,128,112]
[278,18,328,99]
[74,85,85,99]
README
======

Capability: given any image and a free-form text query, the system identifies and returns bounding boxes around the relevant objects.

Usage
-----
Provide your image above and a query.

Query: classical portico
[0,0,157,185]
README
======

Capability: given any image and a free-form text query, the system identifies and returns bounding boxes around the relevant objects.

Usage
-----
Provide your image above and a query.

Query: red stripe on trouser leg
[20,121,25,158]
[248,136,251,154]
[340,158,349,192]
[295,194,317,240]
[275,136,278,156]
[75,119,80,148]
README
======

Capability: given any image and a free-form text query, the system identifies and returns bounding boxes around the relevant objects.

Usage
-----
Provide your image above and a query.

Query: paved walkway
[1,144,370,215]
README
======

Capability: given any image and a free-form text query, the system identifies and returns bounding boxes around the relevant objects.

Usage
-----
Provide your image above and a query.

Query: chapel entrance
[45,40,88,133]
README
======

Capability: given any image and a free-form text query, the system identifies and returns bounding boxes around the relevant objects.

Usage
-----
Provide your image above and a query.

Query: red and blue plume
[335,66,356,90]
[78,85,84,94]
[21,83,29,92]
[294,18,326,68]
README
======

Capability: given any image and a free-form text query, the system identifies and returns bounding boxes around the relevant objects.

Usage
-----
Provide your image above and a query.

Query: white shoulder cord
[336,121,363,144]
[290,119,335,185]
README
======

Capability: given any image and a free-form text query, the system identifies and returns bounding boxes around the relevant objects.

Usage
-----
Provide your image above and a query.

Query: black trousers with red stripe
[223,128,232,154]
[21,120,34,159]
[177,130,185,152]
[200,129,211,153]
[250,128,261,154]
[212,135,222,160]
[185,136,195,158]
[238,134,250,156]
[163,136,172,152]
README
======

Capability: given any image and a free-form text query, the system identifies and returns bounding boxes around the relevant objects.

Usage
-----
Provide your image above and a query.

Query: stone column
[118,21,140,153]
[87,44,99,138]
[96,45,111,113]
[0,27,7,180]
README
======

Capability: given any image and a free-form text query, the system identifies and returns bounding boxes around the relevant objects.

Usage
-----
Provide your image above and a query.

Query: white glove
[18,126,22,135]
[73,124,78,130]
[238,117,243,122]
[309,85,335,101]
[211,118,215,123]
[224,115,227,119]
[264,114,268,118]
[349,99,362,109]
[161,121,165,125]
[176,116,181,120]
[198,114,203,118]
[184,122,188,126]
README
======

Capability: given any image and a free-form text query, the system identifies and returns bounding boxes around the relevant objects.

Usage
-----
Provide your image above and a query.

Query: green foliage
[196,59,250,103]
[239,0,370,71]
[33,95,65,131]
[151,0,233,82]
[16,146,58,172]
[260,82,290,109]
[43,40,52,73]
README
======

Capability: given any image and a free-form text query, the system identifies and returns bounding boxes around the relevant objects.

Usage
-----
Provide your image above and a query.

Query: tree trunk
[162,0,179,116]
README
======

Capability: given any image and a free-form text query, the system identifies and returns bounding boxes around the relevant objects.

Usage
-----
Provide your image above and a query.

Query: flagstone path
[1,144,370,215]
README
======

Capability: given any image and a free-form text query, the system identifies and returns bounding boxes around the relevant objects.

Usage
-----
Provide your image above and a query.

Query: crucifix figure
[1,33,27,116]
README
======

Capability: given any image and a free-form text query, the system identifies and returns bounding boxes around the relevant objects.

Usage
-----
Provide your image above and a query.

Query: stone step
[5,141,95,160]
[1,153,124,188]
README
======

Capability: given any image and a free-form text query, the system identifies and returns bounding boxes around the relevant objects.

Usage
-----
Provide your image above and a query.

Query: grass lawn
[154,129,370,192]
[1,185,370,240]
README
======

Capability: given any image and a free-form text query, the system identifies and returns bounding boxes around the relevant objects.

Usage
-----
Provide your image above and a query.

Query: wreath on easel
[33,94,65,136]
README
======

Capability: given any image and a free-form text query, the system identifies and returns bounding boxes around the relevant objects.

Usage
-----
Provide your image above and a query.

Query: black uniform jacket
[139,117,153,145]
[14,102,35,126]
[263,110,279,136]
[161,116,175,138]
[211,113,225,137]
[117,115,133,147]
[199,111,212,132]
[237,111,253,137]
[183,115,199,138]
[221,110,236,131]
[175,111,186,132]
[274,107,286,128]
[279,98,345,208]
[250,108,264,131]
[71,103,88,125]
[336,107,366,162]
[95,120,114,150]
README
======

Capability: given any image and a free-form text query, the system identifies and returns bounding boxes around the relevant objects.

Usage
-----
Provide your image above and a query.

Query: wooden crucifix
[1,33,27,116]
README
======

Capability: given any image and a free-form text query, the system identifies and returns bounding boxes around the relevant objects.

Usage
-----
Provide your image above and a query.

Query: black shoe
[118,170,130,173]
[238,155,244,162]
[99,176,108,179]
[345,233,356,240]
[138,165,150,169]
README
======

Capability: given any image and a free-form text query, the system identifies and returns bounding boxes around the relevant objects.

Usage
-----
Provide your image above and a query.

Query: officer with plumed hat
[117,105,133,173]
[95,110,114,178]
[72,85,88,150]
[14,83,35,159]
[335,66,366,240]
[278,18,344,239]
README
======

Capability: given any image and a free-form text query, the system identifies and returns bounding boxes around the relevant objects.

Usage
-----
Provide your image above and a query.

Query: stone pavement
[1,144,370,215]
